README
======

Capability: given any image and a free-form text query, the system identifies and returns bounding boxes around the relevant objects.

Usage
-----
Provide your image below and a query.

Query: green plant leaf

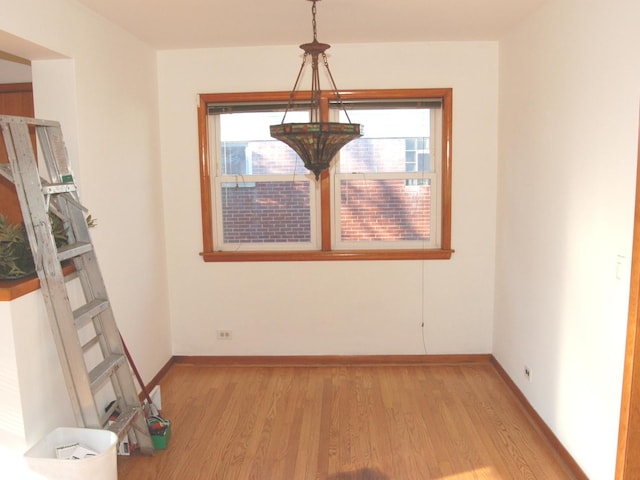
[0,212,72,280]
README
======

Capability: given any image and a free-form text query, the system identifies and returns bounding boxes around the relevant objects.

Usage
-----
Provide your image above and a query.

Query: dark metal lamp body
[270,0,362,179]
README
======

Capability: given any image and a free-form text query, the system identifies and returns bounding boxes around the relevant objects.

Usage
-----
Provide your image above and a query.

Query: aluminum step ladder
[0,114,154,455]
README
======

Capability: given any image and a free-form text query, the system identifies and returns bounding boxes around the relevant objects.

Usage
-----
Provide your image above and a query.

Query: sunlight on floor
[324,465,500,480]
[437,466,500,479]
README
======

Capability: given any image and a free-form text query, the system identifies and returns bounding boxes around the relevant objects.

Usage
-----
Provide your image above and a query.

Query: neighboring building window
[221,142,252,177]
[405,137,430,174]
[197,89,453,261]
[404,137,430,187]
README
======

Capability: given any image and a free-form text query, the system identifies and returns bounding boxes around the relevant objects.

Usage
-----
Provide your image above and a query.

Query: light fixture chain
[270,0,362,180]
[311,0,318,41]
[280,52,310,124]
[321,53,353,124]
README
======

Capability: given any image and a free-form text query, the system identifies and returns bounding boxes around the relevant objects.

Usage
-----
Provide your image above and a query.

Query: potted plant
[0,213,69,280]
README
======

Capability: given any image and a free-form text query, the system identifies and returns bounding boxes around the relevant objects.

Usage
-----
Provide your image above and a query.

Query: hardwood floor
[117,361,577,479]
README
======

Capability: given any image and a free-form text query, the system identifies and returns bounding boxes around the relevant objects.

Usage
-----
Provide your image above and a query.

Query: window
[404,138,430,187]
[221,142,251,176]
[198,89,453,261]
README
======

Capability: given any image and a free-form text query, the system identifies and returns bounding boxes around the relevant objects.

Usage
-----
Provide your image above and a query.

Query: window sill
[0,264,76,301]
[201,249,454,262]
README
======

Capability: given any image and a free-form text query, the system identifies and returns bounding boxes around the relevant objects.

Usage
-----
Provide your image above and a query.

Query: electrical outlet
[217,329,232,340]
[524,365,532,382]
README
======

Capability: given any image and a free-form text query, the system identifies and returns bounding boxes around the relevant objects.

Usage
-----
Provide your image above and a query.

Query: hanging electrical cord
[118,332,173,449]
[419,131,429,355]
[420,257,428,354]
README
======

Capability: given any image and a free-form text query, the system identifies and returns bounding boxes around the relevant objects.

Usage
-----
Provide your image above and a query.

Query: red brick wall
[339,179,431,242]
[218,139,431,245]
[220,181,311,243]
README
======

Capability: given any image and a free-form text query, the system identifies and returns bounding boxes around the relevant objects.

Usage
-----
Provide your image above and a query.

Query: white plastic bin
[23,427,117,480]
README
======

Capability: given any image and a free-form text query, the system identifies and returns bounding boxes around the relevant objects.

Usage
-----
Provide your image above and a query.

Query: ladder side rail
[0,121,99,427]
[113,361,155,455]
[53,191,127,367]
[37,125,85,246]
[39,127,143,404]
[0,114,60,128]
[39,125,151,452]
[38,127,129,427]
[38,126,118,372]
[37,126,88,231]
[36,124,63,183]
[39,126,108,327]
[37,124,74,185]
[84,302,154,452]
[60,233,153,450]
[36,125,90,254]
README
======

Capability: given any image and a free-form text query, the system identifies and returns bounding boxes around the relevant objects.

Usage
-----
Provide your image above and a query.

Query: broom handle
[119,332,155,408]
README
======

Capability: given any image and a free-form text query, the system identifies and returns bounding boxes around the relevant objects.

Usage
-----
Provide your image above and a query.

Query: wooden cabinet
[0,83,34,224]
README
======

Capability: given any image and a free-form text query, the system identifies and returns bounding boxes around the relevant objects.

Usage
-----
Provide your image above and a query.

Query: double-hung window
[208,105,318,251]
[198,89,452,261]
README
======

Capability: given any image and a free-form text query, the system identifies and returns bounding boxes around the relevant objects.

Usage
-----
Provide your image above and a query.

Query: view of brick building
[219,136,431,246]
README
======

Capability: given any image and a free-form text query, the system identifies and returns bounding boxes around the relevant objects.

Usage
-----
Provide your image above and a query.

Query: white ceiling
[74,0,547,50]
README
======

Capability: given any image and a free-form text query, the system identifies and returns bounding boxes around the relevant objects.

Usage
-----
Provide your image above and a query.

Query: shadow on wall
[327,468,390,480]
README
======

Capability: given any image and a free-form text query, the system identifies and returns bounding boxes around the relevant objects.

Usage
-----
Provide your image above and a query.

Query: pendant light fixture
[270,0,362,180]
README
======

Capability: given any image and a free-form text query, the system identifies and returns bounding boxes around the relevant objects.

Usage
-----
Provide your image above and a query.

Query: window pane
[339,178,432,242]
[220,181,312,244]
[338,109,431,174]
[220,140,306,175]
[220,111,309,175]
[221,142,250,175]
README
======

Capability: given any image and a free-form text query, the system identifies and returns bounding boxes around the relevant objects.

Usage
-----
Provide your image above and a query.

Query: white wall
[494,0,640,478]
[5,0,634,475]
[10,290,76,445]
[0,58,31,83]
[0,288,78,478]
[0,0,172,454]
[157,42,499,356]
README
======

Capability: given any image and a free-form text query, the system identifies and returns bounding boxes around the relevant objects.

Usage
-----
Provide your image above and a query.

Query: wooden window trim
[197,88,453,262]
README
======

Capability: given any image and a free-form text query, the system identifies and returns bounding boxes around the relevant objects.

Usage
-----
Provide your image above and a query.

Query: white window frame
[208,114,321,252]
[331,107,442,250]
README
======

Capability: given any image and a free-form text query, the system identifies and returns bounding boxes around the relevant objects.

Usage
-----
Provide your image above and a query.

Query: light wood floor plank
[118,363,577,479]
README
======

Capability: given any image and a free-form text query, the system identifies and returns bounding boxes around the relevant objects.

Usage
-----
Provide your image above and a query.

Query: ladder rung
[42,183,78,194]
[64,269,79,283]
[106,406,142,438]
[100,400,120,427]
[73,298,110,329]
[89,354,126,391]
[0,163,13,182]
[57,241,93,261]
[104,399,120,421]
[81,335,101,354]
